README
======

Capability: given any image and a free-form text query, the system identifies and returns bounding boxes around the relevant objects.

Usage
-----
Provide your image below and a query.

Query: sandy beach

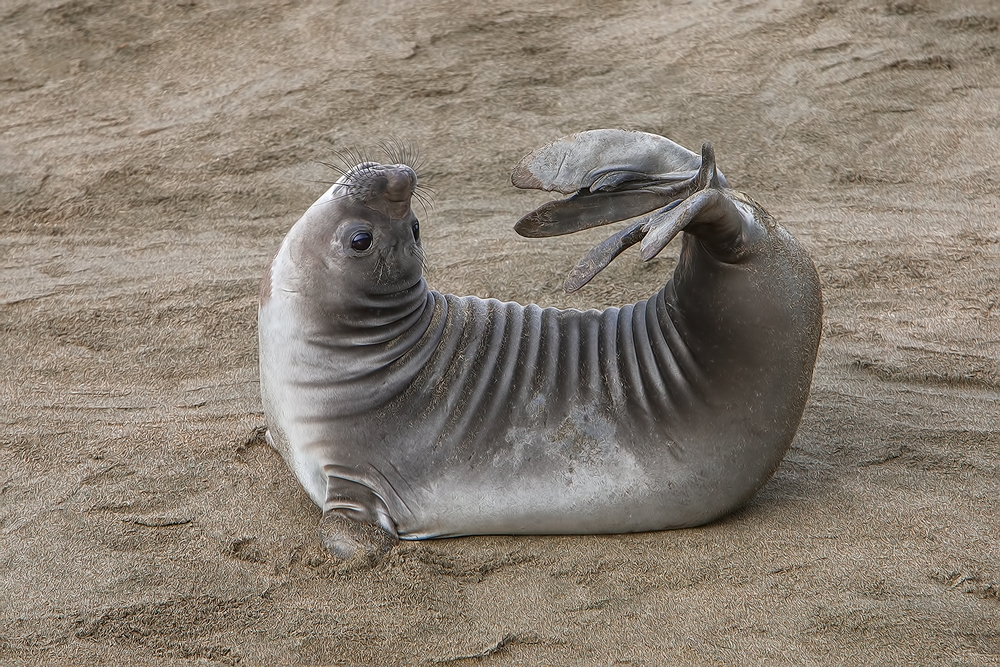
[1,0,998,664]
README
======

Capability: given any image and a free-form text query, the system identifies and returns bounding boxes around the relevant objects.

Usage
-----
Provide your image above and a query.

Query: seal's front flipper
[318,513,398,563]
[318,471,398,562]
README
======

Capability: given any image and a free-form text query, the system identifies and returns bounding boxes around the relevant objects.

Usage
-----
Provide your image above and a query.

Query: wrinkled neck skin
[304,262,431,350]
[266,178,816,416]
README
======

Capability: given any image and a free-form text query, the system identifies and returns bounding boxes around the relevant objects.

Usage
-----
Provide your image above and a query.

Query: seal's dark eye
[350,230,373,252]
[412,220,420,242]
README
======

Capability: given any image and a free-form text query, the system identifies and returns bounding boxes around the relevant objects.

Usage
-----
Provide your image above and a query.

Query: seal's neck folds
[315,280,434,348]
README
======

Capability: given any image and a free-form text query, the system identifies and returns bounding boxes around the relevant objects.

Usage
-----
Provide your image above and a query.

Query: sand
[1,0,998,664]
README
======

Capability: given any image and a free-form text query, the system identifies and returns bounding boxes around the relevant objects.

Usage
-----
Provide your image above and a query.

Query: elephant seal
[258,130,823,560]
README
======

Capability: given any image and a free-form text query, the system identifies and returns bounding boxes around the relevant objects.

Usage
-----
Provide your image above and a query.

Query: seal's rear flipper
[639,188,747,262]
[512,129,709,194]
[526,139,744,289]
[512,129,728,238]
[514,187,685,238]
[639,143,750,264]
[512,132,740,289]
[564,212,669,292]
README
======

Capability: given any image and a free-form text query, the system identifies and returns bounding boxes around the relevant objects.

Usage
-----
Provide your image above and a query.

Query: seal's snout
[379,165,416,219]
[344,162,417,219]
[383,166,416,203]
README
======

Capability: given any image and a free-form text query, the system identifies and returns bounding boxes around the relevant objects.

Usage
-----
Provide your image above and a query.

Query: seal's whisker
[411,244,427,272]
[326,160,388,203]
[371,248,387,283]
[414,181,436,196]
[329,147,374,174]
[378,252,390,283]
[411,189,434,217]
[323,153,352,177]
[315,160,347,178]
[319,190,353,201]
[412,200,430,219]
[379,137,423,173]
[310,190,362,209]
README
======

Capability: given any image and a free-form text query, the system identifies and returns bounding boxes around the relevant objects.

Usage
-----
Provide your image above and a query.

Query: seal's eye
[350,230,373,253]
[412,220,420,242]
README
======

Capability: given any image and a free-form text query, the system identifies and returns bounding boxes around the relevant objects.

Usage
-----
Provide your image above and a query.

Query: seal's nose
[384,166,416,203]
[379,166,416,219]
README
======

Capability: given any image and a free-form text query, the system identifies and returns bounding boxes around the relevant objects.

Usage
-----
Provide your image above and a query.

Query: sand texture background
[1,0,999,664]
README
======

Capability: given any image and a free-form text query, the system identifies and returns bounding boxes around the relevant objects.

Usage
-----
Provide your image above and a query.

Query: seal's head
[324,161,424,296]
[274,161,425,315]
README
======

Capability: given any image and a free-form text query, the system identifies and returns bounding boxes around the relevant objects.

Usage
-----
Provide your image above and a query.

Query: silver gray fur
[258,130,823,560]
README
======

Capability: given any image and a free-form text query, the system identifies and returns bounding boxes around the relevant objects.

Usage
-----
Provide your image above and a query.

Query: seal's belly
[276,288,787,537]
[265,280,805,540]
[384,416,735,539]
[393,432,668,538]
